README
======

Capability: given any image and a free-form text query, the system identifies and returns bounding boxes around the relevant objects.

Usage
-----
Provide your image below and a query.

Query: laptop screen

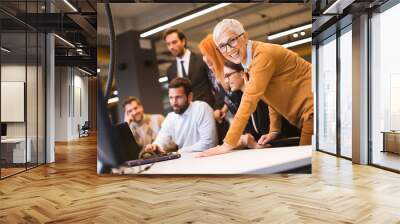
[97,80,141,173]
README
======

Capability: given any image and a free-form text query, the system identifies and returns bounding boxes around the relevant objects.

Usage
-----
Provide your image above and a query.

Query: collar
[176,49,191,62]
[241,40,252,72]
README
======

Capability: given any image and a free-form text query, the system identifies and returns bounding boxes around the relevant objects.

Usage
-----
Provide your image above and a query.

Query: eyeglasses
[217,33,244,53]
[224,71,239,79]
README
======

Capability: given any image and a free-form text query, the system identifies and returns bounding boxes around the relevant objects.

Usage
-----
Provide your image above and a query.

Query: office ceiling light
[113,90,118,95]
[140,3,231,38]
[63,0,78,12]
[108,97,119,104]
[300,31,306,36]
[78,67,93,76]
[323,0,354,15]
[54,34,75,48]
[293,33,299,38]
[282,37,312,48]
[267,24,312,40]
[1,47,11,53]
[158,76,168,83]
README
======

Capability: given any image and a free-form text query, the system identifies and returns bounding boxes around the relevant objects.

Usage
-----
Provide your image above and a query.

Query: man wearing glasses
[198,19,313,157]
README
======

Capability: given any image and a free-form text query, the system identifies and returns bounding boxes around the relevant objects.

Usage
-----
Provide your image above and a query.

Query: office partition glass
[1,31,28,177]
[0,1,46,179]
[317,35,337,154]
[339,27,352,158]
[370,3,400,171]
[27,31,38,169]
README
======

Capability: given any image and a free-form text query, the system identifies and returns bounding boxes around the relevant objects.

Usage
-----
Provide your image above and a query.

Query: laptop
[113,122,181,166]
[97,80,179,174]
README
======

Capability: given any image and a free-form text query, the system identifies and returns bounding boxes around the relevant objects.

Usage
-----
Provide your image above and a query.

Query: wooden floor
[1,167,26,178]
[372,150,400,171]
[1,135,400,223]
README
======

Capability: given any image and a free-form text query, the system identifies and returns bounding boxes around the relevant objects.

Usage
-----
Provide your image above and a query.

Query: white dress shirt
[176,49,191,77]
[153,101,217,153]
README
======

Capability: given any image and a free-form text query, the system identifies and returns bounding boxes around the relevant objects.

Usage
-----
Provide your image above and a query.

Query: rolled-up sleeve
[179,103,218,152]
[153,115,173,150]
[224,50,276,146]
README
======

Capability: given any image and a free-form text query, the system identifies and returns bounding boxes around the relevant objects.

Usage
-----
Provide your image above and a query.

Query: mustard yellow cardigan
[224,41,314,146]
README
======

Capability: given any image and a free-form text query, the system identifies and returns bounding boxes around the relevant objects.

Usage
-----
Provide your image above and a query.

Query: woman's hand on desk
[196,143,234,157]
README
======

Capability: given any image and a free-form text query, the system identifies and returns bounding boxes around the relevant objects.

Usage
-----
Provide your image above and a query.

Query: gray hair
[213,19,245,44]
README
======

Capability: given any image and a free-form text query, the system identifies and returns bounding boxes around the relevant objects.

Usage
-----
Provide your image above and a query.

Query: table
[382,131,400,154]
[118,145,312,174]
[1,138,32,163]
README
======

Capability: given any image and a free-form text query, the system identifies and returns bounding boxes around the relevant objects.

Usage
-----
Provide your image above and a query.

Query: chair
[78,121,90,138]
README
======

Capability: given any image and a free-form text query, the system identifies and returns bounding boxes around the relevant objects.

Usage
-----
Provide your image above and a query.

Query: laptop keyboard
[124,153,181,167]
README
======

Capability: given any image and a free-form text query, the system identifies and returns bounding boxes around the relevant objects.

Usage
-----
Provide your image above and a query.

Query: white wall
[54,67,89,141]
[1,65,39,138]
[1,65,26,138]
[55,67,69,141]
[1,63,46,163]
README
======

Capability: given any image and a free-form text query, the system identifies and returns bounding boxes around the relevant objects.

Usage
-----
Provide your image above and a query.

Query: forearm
[153,134,170,150]
[268,106,282,133]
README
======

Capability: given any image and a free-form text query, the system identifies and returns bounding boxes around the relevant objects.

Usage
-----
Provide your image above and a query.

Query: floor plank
[0,134,399,223]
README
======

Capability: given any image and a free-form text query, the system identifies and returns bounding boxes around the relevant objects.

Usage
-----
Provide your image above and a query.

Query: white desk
[1,138,32,163]
[119,146,312,174]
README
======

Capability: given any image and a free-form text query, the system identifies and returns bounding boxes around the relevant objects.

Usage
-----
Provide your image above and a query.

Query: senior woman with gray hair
[198,19,313,157]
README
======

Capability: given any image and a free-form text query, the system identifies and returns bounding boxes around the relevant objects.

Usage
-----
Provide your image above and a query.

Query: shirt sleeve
[268,106,282,133]
[153,114,173,150]
[179,103,218,152]
[155,114,165,131]
[223,48,277,146]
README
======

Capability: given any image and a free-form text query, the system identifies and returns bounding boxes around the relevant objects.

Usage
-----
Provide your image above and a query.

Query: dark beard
[176,49,185,58]
[173,103,189,115]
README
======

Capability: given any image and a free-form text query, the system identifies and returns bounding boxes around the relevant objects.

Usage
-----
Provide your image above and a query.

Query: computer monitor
[97,80,141,173]
[1,123,7,137]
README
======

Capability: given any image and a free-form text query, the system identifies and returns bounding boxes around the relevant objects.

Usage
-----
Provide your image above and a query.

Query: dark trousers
[216,119,230,145]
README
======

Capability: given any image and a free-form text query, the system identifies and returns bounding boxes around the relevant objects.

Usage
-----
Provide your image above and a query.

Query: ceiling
[0,0,97,74]
[97,3,312,74]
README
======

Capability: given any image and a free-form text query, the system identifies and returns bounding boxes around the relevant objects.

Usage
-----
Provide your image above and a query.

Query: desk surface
[119,145,312,175]
[1,138,27,143]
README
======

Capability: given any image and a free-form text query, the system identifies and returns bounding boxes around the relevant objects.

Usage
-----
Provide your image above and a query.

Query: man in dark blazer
[163,28,214,107]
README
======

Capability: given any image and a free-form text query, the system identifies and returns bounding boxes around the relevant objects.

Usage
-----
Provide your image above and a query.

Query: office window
[317,35,337,154]
[371,3,400,171]
[339,27,352,158]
